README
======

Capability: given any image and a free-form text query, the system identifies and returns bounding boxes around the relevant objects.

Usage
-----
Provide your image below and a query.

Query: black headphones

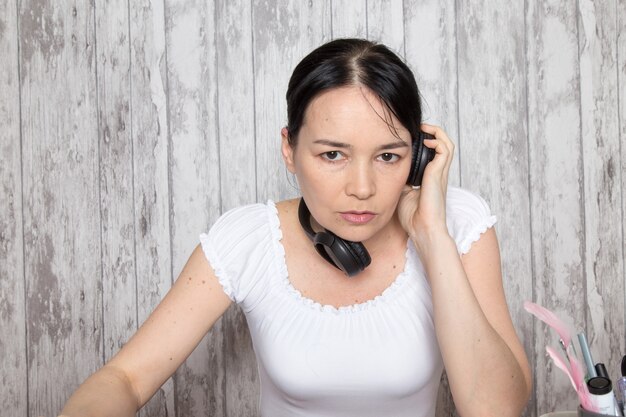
[298,131,435,276]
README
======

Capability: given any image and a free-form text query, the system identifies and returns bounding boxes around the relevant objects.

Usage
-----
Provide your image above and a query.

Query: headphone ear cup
[407,136,423,186]
[313,231,371,277]
[407,131,436,186]
[298,198,371,276]
[344,240,371,273]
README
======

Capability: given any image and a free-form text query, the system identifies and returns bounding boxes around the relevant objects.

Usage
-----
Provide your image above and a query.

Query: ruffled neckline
[265,200,414,315]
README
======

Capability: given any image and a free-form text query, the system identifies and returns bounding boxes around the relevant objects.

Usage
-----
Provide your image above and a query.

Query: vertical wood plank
[330,0,366,39]
[526,1,584,413]
[366,0,404,56]
[253,0,331,202]
[95,0,138,367]
[217,0,256,210]
[18,1,103,415]
[456,2,534,416]
[403,0,460,185]
[128,0,174,415]
[0,1,27,416]
[578,0,624,385]
[215,0,259,416]
[165,0,225,415]
[619,0,626,337]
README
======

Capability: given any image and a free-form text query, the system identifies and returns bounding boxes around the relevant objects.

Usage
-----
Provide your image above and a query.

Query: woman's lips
[340,211,376,224]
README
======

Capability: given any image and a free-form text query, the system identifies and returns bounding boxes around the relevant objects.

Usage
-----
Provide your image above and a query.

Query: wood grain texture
[403,0,461,185]
[253,0,331,202]
[216,0,260,415]
[128,1,174,415]
[578,0,624,385]
[526,1,584,413]
[94,0,138,367]
[619,0,626,344]
[366,0,404,56]
[456,2,534,415]
[216,0,256,211]
[330,0,366,39]
[165,0,224,415]
[18,1,103,415]
[0,0,27,416]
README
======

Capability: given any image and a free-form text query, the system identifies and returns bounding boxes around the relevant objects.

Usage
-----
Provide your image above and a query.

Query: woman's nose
[345,161,376,199]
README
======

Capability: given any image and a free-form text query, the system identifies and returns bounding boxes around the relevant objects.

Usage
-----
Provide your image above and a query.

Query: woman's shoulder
[207,198,300,236]
[201,200,285,307]
[445,186,493,215]
[445,186,497,255]
[211,200,275,230]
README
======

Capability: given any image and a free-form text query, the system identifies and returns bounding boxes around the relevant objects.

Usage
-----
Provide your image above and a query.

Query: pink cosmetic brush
[524,301,597,412]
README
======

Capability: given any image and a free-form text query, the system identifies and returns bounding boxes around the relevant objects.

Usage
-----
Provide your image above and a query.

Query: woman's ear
[281,127,296,173]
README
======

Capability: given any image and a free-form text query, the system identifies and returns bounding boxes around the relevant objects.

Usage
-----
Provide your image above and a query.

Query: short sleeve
[445,187,497,255]
[199,203,275,310]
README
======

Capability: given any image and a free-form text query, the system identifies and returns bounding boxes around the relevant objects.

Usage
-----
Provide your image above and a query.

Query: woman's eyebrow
[313,139,351,148]
[378,141,409,151]
[313,139,410,150]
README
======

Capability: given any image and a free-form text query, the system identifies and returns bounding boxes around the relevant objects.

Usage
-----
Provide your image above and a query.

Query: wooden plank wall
[1,1,624,416]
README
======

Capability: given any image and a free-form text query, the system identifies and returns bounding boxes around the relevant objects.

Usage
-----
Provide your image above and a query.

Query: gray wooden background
[1,0,624,416]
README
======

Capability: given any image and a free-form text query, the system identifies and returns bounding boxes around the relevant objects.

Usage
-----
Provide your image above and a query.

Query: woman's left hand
[397,123,455,246]
[399,125,532,415]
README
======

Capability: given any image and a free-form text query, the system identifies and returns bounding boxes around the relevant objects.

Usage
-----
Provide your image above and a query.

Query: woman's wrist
[410,225,456,258]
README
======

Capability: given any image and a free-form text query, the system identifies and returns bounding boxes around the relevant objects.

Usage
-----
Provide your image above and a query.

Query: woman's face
[282,85,412,244]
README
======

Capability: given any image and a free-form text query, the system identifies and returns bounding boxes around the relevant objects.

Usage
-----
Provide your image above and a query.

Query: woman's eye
[378,153,399,162]
[322,151,344,161]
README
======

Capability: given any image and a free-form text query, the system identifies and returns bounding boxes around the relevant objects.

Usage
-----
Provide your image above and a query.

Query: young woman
[60,38,531,417]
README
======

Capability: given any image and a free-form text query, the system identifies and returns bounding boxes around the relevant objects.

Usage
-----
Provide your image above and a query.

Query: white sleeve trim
[457,215,497,255]
[199,232,236,302]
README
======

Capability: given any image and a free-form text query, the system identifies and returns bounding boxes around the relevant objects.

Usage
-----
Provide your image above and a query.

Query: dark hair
[285,38,422,147]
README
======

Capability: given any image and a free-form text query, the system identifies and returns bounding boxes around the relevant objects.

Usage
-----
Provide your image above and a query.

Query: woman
[60,38,531,417]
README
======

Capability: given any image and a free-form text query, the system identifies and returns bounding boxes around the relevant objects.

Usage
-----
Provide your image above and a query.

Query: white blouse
[200,186,497,417]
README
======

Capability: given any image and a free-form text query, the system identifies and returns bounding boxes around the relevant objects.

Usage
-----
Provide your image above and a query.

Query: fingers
[397,185,421,232]
[419,124,454,186]
[421,123,455,155]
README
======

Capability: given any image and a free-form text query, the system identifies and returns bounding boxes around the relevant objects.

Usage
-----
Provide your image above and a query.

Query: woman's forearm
[416,233,530,417]
[59,365,140,417]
